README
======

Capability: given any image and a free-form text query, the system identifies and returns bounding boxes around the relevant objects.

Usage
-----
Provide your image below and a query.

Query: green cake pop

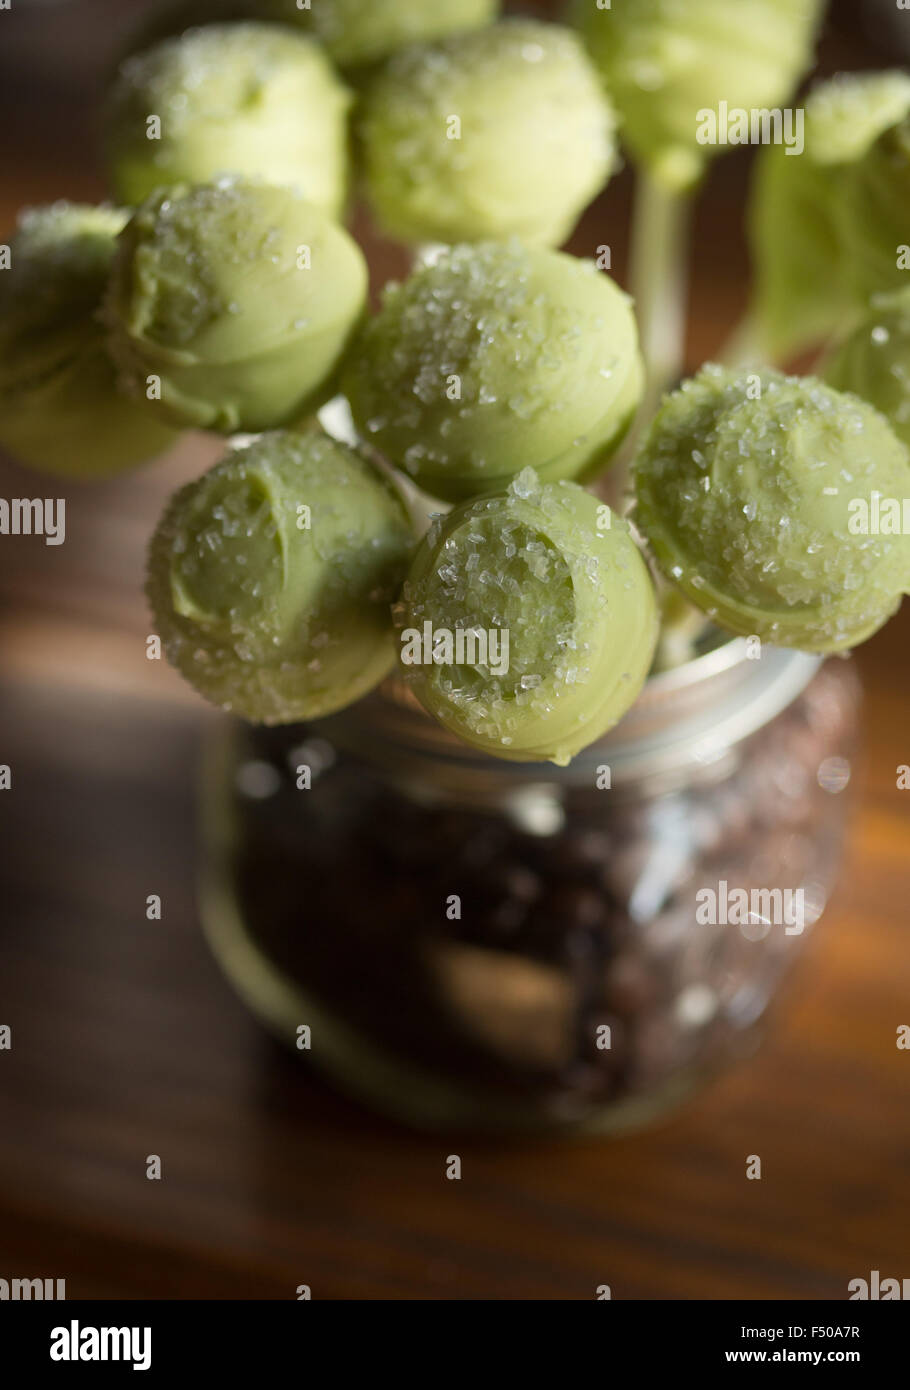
[121,1,498,73]
[343,242,643,503]
[823,289,910,449]
[359,21,615,248]
[105,179,368,433]
[634,365,910,653]
[264,0,499,71]
[396,469,658,765]
[573,0,822,191]
[147,428,416,723]
[840,107,910,306]
[750,71,910,359]
[0,203,179,478]
[104,24,352,217]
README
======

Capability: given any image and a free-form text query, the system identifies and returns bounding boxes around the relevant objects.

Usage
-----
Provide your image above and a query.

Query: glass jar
[199,638,860,1134]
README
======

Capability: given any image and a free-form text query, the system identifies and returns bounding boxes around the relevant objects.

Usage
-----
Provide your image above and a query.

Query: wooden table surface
[0,0,908,1301]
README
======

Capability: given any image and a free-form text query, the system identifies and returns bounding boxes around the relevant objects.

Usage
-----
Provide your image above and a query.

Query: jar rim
[315,636,827,788]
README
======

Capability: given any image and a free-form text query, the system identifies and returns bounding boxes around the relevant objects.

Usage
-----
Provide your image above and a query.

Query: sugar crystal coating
[147,428,417,722]
[0,202,179,478]
[104,24,352,216]
[359,21,614,248]
[397,470,658,765]
[104,178,368,433]
[343,241,643,502]
[634,365,910,652]
[573,0,822,191]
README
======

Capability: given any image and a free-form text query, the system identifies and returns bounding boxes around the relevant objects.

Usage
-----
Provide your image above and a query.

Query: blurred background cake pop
[263,0,500,72]
[0,202,179,479]
[749,71,910,360]
[121,0,500,74]
[823,287,910,448]
[358,20,615,248]
[573,0,823,192]
[104,23,352,216]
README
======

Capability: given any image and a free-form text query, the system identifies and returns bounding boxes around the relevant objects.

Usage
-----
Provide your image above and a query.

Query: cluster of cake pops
[2,0,910,764]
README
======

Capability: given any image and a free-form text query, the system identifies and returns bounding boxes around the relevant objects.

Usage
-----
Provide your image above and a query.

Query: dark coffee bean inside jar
[200,637,860,1134]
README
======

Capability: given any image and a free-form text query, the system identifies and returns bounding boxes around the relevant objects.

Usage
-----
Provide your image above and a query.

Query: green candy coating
[0,203,179,478]
[634,365,910,653]
[147,428,416,723]
[359,21,615,247]
[823,288,910,449]
[396,469,658,765]
[750,72,910,358]
[573,0,822,191]
[264,0,499,70]
[104,24,352,216]
[105,179,368,433]
[840,118,910,305]
[343,242,643,503]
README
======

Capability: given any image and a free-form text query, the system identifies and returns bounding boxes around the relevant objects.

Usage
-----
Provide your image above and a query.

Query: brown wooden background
[0,0,907,1299]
